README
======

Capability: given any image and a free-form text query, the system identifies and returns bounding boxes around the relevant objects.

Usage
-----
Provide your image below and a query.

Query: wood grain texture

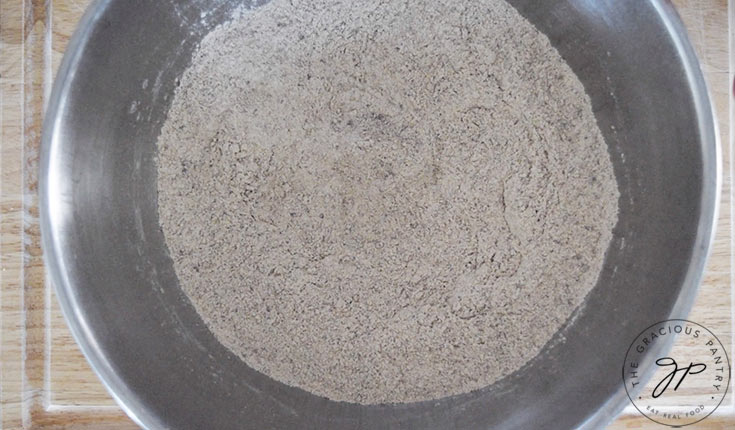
[0,0,730,429]
[1,0,142,428]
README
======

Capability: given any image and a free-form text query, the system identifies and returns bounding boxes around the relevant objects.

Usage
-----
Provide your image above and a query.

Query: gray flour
[157,0,619,404]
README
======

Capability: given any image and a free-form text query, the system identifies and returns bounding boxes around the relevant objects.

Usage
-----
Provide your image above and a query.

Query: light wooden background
[0,0,731,428]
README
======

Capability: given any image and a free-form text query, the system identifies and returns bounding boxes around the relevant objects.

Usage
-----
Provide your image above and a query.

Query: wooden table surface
[0,0,731,428]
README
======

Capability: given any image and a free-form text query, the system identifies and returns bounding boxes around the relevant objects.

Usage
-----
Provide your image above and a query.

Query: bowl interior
[41,0,717,429]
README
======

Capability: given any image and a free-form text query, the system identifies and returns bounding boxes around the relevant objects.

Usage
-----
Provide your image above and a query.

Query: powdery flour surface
[157,0,619,404]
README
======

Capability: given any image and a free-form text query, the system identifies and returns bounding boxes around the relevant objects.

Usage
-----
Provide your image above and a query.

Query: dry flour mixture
[157,0,619,404]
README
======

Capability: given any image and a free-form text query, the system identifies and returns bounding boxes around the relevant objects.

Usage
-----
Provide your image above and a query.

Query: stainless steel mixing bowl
[40,0,719,429]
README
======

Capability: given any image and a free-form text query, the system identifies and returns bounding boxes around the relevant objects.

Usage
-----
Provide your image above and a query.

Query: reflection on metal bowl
[40,0,719,429]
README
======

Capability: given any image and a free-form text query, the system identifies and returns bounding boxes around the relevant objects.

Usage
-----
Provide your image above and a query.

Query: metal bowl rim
[39,1,722,428]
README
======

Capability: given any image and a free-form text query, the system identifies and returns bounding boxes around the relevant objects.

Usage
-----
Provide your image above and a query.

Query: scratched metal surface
[0,0,730,428]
